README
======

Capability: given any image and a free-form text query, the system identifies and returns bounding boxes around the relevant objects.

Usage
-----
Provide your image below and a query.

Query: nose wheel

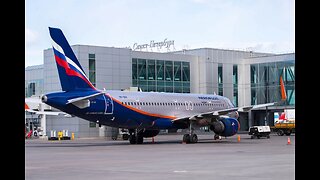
[183,133,198,144]
[182,121,198,144]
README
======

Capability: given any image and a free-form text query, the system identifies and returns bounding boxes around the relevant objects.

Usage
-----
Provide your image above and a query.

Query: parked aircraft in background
[25,97,64,116]
[40,27,284,144]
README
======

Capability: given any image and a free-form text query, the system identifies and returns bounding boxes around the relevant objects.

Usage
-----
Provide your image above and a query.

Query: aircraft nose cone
[41,95,47,103]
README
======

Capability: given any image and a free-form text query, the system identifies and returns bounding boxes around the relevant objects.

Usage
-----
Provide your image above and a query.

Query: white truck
[248,126,271,139]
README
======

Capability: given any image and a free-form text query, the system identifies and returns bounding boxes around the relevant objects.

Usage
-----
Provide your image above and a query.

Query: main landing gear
[129,129,143,144]
[182,122,198,144]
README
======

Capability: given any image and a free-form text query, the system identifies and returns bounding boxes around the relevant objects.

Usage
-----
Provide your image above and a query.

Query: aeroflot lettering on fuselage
[198,96,219,100]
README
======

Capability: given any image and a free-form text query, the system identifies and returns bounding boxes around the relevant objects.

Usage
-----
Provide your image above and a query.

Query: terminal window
[89,53,96,87]
[132,59,190,93]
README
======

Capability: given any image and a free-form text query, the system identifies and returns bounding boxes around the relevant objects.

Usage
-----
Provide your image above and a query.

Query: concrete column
[248,111,253,128]
[105,126,119,140]
[238,64,251,107]
[190,57,199,93]
[223,64,233,100]
[99,125,107,137]
[40,103,47,136]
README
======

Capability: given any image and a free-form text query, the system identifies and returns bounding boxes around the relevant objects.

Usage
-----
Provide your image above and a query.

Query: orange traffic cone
[237,135,241,142]
[287,137,291,145]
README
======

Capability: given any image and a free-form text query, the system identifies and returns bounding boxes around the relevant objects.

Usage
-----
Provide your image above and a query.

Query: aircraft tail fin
[48,27,96,91]
[280,76,287,101]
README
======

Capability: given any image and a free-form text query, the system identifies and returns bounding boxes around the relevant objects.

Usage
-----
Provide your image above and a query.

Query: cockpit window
[225,98,235,108]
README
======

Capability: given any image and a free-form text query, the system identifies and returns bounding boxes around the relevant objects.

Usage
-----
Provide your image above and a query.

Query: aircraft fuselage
[44,90,238,130]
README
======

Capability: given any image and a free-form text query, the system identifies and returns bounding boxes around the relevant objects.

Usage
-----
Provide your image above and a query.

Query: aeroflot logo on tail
[198,96,219,100]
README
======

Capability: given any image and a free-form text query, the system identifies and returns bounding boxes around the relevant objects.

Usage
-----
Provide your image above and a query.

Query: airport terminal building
[25,44,295,138]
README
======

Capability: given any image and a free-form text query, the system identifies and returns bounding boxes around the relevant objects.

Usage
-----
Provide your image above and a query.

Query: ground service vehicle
[273,109,295,136]
[274,122,295,136]
[248,126,271,139]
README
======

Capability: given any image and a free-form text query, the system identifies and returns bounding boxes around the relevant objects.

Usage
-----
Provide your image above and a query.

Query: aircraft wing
[237,102,276,112]
[172,107,239,123]
[25,109,66,116]
[25,101,71,116]
[172,102,276,123]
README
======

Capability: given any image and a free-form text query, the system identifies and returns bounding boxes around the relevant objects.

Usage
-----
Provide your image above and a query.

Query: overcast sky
[25,0,295,67]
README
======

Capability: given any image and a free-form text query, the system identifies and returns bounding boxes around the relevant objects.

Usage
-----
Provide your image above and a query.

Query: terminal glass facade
[233,65,238,107]
[88,54,98,129]
[25,79,44,97]
[132,59,190,93]
[89,54,96,87]
[218,63,223,96]
[250,60,295,105]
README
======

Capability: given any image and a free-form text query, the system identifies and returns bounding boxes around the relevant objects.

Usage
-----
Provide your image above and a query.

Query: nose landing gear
[182,122,198,144]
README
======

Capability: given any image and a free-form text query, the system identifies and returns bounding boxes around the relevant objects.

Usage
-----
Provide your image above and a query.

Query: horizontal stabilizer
[25,109,66,116]
[66,92,104,104]
[66,92,104,109]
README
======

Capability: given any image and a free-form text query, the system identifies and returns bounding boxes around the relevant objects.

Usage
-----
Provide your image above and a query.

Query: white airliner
[38,27,285,144]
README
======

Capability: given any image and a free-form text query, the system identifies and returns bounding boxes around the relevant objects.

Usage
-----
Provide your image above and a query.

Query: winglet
[280,76,287,101]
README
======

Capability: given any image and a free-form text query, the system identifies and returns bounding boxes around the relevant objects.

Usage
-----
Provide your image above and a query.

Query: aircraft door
[104,94,114,114]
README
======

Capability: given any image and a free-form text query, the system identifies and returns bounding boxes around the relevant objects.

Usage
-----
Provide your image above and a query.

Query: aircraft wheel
[129,135,136,144]
[122,134,129,140]
[277,130,284,136]
[136,135,144,144]
[285,130,291,136]
[183,134,191,144]
[191,134,198,143]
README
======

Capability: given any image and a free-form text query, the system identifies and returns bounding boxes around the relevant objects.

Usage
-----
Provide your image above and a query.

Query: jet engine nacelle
[141,129,160,138]
[210,117,239,137]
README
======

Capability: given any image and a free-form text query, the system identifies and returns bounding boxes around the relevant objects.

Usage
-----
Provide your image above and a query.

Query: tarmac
[25,133,295,180]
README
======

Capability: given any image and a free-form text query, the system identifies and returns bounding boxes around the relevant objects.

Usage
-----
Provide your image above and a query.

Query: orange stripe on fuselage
[109,95,176,120]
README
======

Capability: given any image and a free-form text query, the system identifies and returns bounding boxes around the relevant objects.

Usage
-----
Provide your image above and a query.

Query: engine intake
[210,117,239,137]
